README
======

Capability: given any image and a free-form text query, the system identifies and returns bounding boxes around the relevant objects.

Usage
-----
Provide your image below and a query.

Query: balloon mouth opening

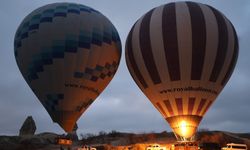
[50,111,80,133]
[166,115,202,141]
[58,121,75,133]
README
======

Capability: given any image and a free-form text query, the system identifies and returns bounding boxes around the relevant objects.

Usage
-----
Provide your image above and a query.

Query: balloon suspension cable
[174,132,196,143]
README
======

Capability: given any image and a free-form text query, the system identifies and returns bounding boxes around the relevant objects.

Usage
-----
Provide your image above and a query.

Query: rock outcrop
[19,116,36,136]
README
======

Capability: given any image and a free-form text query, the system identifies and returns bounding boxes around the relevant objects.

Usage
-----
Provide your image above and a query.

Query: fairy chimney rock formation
[19,116,36,136]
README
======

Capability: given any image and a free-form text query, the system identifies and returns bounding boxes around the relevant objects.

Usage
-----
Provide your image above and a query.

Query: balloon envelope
[14,3,121,132]
[125,1,238,141]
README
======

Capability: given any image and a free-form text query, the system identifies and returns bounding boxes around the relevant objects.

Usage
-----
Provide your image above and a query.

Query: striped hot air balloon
[125,1,238,141]
[14,3,121,132]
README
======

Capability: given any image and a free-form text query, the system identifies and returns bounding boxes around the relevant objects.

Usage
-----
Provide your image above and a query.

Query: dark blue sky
[0,0,249,135]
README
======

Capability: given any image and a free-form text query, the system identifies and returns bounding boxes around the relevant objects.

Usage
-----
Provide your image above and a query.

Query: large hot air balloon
[14,3,121,132]
[126,1,238,141]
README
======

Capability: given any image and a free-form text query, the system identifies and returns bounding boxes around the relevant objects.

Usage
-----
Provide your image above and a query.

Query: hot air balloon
[14,3,121,132]
[126,1,238,141]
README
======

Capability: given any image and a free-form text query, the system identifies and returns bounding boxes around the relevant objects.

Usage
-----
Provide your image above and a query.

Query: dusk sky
[0,0,249,136]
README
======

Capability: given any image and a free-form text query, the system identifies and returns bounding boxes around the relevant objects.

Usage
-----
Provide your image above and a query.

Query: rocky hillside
[80,130,250,147]
[0,132,59,150]
[0,131,250,150]
[197,131,250,148]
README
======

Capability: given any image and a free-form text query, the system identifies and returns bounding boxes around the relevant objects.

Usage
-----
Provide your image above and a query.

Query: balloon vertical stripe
[126,25,148,88]
[209,7,229,82]
[175,2,192,82]
[187,2,207,80]
[196,98,207,115]
[188,97,195,114]
[199,4,218,82]
[162,3,181,81]
[156,102,168,117]
[150,5,171,83]
[175,98,183,115]
[164,100,174,116]
[201,100,212,116]
[139,9,161,84]
[221,26,239,85]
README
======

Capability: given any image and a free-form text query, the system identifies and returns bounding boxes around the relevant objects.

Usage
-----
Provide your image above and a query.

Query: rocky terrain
[1,130,250,150]
[1,116,250,150]
[0,132,59,150]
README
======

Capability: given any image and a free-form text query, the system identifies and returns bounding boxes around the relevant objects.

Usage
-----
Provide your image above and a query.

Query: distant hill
[235,133,250,139]
[0,132,59,150]
[1,131,250,150]
[197,131,250,147]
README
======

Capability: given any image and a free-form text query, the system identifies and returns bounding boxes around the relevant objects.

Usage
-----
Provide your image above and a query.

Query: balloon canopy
[125,1,238,141]
[14,3,121,132]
